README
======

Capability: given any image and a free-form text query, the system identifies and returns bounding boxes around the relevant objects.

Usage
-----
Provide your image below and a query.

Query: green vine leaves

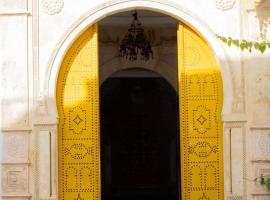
[217,35,270,53]
[255,175,270,191]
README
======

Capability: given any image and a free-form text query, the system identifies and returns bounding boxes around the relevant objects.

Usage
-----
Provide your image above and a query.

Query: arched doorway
[100,69,180,200]
[56,9,224,200]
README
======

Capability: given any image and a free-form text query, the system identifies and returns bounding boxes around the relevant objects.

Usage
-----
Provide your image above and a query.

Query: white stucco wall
[1,0,270,200]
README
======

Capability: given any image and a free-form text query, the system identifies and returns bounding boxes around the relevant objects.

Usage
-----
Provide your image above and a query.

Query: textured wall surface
[1,0,270,200]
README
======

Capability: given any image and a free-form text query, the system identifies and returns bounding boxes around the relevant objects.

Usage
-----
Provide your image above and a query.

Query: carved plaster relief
[247,63,270,124]
[2,165,28,194]
[251,73,270,124]
[214,0,236,11]
[231,68,245,113]
[3,133,28,163]
[251,130,270,161]
[254,0,270,40]
[41,0,64,15]
[36,93,48,115]
[252,163,270,195]
[247,0,270,41]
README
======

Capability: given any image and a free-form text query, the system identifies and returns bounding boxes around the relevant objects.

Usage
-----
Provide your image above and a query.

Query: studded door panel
[57,24,100,200]
[178,24,224,200]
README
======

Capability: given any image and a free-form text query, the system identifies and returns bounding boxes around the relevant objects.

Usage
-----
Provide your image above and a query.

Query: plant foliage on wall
[217,35,270,53]
[256,175,270,191]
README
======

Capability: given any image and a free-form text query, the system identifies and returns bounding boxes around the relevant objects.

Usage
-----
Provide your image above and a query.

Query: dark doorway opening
[100,69,180,200]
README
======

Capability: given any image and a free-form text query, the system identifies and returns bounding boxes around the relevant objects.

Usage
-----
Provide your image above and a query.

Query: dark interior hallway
[100,71,180,200]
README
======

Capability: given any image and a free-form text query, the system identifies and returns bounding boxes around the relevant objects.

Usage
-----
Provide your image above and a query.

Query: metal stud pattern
[178,24,224,200]
[56,22,223,200]
[57,24,100,200]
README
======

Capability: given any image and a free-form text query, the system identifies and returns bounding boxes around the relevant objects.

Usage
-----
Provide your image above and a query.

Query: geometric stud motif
[197,114,207,125]
[179,24,223,200]
[64,144,92,160]
[193,105,211,134]
[187,73,216,100]
[73,115,83,125]
[57,24,99,200]
[69,106,87,134]
[199,193,210,200]
[188,142,218,158]
[74,193,84,200]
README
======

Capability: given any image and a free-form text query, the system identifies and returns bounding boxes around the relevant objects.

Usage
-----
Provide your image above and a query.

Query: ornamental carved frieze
[41,0,64,15]
[214,0,236,11]
[251,73,270,124]
[3,133,28,163]
[2,165,28,194]
[37,93,48,115]
[252,131,270,160]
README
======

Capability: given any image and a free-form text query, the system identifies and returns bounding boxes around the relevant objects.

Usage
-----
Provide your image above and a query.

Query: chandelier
[119,11,153,61]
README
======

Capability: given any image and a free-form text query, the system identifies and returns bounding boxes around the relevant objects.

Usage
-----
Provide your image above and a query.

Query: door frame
[46,0,233,120]
[43,1,235,199]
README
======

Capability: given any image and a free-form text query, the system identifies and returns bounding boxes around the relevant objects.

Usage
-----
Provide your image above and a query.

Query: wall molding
[250,125,270,130]
[0,11,31,16]
[1,128,32,132]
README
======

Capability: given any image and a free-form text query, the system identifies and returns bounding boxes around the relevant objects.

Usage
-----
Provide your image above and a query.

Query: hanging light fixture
[119,11,153,61]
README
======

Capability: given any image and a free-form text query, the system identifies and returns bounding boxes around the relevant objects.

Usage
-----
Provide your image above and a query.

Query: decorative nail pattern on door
[57,24,100,200]
[56,22,224,200]
[178,24,224,200]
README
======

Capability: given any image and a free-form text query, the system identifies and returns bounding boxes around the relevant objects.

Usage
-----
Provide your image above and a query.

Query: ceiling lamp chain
[119,11,154,61]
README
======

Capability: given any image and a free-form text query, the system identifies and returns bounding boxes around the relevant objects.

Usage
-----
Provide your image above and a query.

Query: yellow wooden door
[56,22,224,200]
[178,24,224,200]
[57,24,100,200]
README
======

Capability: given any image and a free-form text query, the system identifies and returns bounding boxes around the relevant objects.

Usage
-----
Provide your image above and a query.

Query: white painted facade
[1,0,270,200]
